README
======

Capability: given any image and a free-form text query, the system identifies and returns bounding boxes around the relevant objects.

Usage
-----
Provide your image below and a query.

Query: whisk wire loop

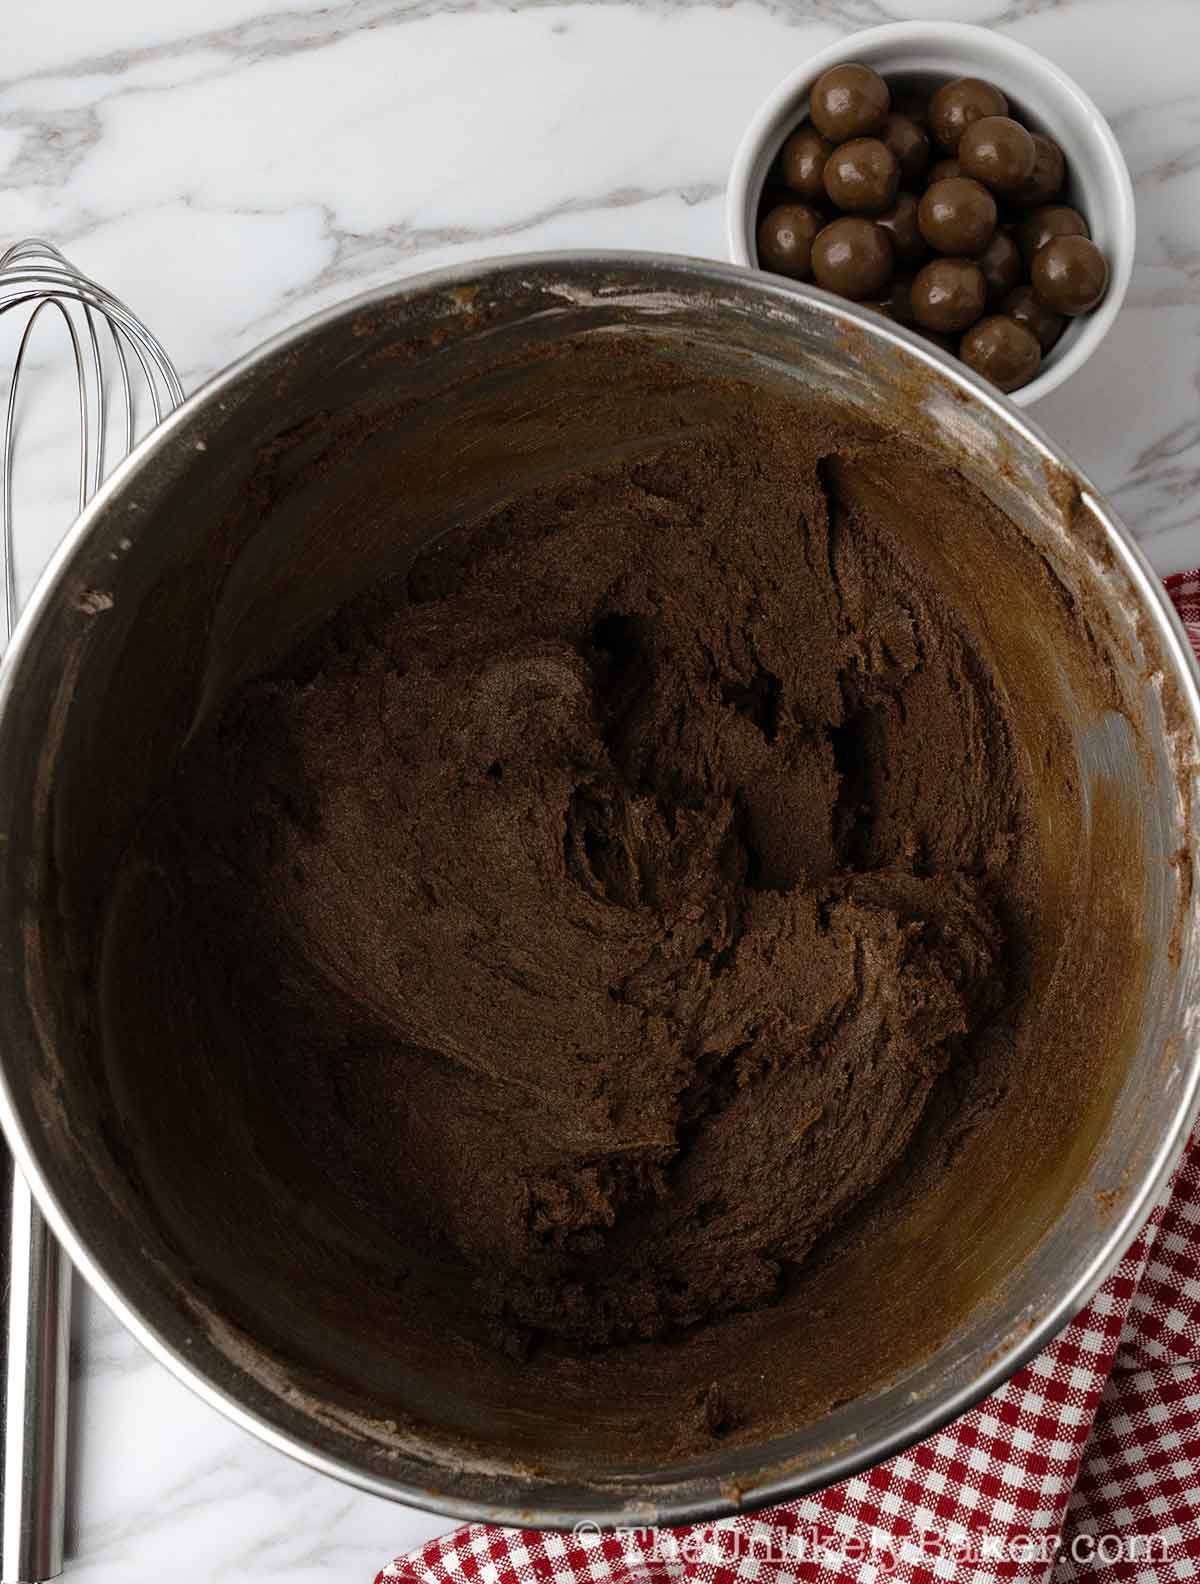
[0,238,183,643]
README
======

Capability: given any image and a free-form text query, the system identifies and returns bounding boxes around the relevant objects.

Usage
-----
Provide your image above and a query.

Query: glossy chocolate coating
[1002,283,1065,351]
[928,77,1010,152]
[780,124,835,202]
[1017,134,1066,206]
[918,177,998,257]
[910,257,987,333]
[1017,204,1089,267]
[1031,234,1108,315]
[756,203,824,279]
[959,314,1042,391]
[875,191,926,265]
[978,228,1023,303]
[811,217,893,299]
[881,113,931,186]
[824,138,900,213]
[809,63,890,143]
[958,116,1037,194]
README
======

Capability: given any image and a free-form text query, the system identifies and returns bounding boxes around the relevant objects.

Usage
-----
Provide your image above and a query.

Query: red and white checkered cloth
[1168,571,1200,665]
[379,572,1200,1584]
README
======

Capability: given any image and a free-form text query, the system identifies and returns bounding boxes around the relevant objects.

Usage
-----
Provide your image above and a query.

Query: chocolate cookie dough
[146,405,1034,1355]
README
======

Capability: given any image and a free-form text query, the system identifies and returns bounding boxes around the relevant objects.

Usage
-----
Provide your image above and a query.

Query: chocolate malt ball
[1017,203,1089,267]
[864,274,915,325]
[1031,234,1108,315]
[875,191,926,265]
[960,314,1041,391]
[892,92,930,128]
[928,77,1009,152]
[978,228,1022,303]
[824,137,901,213]
[880,112,931,186]
[780,123,835,202]
[927,158,962,186]
[910,257,987,333]
[757,203,824,279]
[811,217,893,299]
[958,116,1037,193]
[1002,283,1065,350]
[1016,134,1066,206]
[918,177,997,256]
[809,63,890,142]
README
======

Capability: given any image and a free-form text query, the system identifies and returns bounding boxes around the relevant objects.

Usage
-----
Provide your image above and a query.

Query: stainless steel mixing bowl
[0,254,1196,1527]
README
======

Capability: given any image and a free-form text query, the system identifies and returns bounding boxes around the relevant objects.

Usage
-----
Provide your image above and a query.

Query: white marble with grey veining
[1,0,1198,1578]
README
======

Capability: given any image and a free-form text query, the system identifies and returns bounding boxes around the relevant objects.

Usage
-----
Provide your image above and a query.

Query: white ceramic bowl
[726,22,1135,405]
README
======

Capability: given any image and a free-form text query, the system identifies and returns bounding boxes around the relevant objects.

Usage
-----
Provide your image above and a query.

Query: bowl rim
[0,250,1194,1528]
[724,19,1136,406]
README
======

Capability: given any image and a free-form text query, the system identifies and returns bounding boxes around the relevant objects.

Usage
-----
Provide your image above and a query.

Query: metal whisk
[1,238,183,639]
[0,238,182,1583]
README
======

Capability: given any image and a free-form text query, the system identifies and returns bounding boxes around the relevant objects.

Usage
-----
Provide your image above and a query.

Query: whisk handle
[0,1161,69,1583]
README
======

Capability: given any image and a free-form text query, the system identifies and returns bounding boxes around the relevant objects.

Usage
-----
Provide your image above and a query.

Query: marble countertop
[2,0,1198,1578]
